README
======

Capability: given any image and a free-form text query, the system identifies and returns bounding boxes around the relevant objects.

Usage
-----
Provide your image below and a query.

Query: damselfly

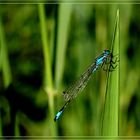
[54,50,115,121]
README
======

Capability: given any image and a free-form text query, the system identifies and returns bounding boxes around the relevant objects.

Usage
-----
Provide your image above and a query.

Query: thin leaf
[0,18,12,88]
[55,3,72,89]
[101,9,120,136]
[38,4,57,136]
[38,4,53,89]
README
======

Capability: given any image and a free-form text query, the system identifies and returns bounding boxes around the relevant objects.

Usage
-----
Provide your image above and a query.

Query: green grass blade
[101,9,120,136]
[38,4,57,135]
[55,3,72,89]
[0,18,12,88]
[0,17,21,136]
[38,4,53,89]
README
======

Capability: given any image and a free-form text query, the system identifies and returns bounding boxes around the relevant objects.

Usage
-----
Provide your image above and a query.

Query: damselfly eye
[104,50,110,55]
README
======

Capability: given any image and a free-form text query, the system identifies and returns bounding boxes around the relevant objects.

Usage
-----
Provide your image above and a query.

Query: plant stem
[38,4,53,89]
[0,18,12,88]
[38,4,57,135]
[0,17,20,136]
[101,9,120,136]
[55,3,72,89]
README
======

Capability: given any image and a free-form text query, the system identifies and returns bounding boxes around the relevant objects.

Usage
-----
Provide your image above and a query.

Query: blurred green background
[0,3,140,137]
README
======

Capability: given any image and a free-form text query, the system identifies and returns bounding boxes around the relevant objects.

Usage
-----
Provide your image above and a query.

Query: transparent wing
[63,62,97,101]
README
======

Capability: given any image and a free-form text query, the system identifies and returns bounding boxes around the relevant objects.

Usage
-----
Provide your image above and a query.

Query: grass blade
[38,4,53,89]
[38,4,57,135]
[0,18,12,88]
[101,9,120,136]
[55,3,72,89]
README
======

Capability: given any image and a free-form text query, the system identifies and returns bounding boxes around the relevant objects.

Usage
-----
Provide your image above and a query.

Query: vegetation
[0,3,140,138]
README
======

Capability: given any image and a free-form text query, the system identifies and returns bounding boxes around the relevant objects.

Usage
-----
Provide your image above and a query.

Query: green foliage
[0,3,140,137]
[38,4,56,136]
[0,18,12,88]
[55,3,73,89]
[101,9,119,136]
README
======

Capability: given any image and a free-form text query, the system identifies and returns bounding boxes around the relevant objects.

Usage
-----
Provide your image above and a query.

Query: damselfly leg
[102,53,119,72]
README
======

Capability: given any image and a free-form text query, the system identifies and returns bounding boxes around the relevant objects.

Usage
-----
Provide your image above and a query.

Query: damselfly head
[103,50,110,56]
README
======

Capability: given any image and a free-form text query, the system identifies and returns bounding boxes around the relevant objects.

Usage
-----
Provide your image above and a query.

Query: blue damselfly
[54,50,115,121]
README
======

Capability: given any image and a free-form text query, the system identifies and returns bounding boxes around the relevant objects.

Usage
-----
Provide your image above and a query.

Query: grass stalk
[0,18,12,88]
[101,9,120,136]
[55,3,72,89]
[38,4,57,135]
[38,4,53,89]
[0,17,20,136]
[0,17,10,137]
